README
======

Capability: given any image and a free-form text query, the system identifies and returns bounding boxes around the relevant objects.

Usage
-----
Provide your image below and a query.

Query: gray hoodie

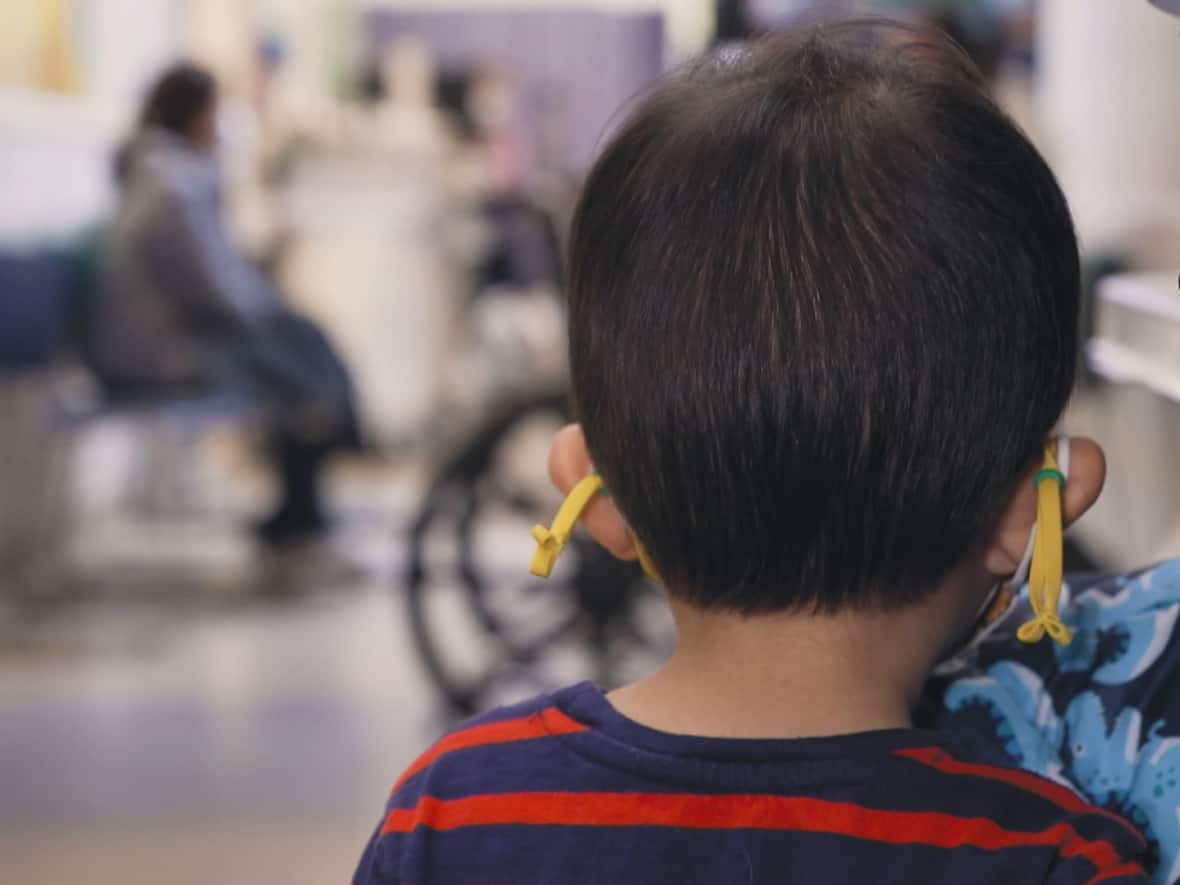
[90,129,278,387]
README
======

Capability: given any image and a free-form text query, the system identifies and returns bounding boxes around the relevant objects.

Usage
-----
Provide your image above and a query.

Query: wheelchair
[402,390,673,718]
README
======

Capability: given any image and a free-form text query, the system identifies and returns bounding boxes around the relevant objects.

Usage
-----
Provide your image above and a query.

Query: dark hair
[140,62,217,136]
[568,18,1079,614]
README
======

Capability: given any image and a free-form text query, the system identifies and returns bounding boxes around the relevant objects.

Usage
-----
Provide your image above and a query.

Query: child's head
[563,19,1085,617]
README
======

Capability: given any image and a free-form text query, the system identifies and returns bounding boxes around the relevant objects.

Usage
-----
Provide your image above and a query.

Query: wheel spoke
[507,610,583,662]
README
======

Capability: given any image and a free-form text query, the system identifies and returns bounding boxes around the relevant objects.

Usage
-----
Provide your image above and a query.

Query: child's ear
[983,437,1107,578]
[547,423,639,562]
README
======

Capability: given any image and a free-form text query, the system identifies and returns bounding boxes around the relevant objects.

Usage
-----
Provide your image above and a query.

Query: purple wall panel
[365,9,665,170]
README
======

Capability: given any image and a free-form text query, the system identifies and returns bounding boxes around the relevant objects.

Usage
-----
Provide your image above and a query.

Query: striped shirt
[354,682,1148,884]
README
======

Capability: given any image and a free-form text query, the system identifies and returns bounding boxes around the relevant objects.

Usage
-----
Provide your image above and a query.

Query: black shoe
[254,506,330,549]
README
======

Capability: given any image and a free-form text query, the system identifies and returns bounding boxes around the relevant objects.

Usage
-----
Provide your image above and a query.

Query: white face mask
[933,434,1071,676]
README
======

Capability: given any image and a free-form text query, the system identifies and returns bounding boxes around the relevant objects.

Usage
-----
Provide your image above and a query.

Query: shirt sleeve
[1043,809,1152,885]
[352,778,425,884]
[352,815,398,885]
[1046,862,1149,885]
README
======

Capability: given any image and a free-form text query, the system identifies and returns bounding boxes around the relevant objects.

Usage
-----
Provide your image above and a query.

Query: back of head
[139,62,216,138]
[568,18,1079,614]
[115,62,216,185]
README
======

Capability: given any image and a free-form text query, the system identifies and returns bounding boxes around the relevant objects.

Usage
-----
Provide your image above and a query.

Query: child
[354,18,1149,884]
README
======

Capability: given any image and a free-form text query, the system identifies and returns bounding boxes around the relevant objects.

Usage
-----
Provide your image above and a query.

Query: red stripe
[380,790,1125,870]
[392,707,587,794]
[1084,862,1148,884]
[895,746,1144,845]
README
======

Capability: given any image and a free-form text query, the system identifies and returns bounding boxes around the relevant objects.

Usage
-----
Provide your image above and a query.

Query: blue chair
[0,247,83,590]
[0,248,78,371]
[0,242,261,595]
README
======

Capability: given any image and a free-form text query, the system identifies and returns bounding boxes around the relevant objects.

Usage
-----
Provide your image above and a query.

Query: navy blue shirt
[355,682,1147,884]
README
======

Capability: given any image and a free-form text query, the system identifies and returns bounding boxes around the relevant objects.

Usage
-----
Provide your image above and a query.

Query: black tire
[402,393,671,717]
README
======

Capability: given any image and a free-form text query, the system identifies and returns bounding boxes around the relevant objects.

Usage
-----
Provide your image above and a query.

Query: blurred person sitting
[90,62,363,548]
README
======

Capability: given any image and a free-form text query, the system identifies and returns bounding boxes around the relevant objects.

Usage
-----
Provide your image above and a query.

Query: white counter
[1071,272,1180,569]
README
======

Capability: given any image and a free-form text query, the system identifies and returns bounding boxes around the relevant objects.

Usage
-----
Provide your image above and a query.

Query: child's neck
[608,585,972,740]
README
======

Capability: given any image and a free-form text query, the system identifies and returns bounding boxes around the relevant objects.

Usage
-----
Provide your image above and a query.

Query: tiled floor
[0,453,453,885]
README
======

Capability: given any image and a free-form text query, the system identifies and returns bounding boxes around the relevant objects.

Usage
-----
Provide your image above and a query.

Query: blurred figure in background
[466,65,562,300]
[89,62,363,548]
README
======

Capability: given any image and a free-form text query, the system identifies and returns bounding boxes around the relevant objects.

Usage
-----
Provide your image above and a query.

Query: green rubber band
[591,469,609,495]
[1035,467,1065,488]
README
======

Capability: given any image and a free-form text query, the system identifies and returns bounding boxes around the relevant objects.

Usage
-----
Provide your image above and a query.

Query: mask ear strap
[1016,436,1072,645]
[1006,436,1072,593]
[529,473,662,582]
[529,474,605,577]
[634,540,661,582]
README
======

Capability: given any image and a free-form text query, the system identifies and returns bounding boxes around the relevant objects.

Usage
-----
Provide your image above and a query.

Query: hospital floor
[0,449,450,885]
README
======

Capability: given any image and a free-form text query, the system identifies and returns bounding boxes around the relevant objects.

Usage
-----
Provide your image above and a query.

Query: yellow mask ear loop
[529,473,661,582]
[634,541,660,582]
[1016,441,1072,645]
[530,474,605,578]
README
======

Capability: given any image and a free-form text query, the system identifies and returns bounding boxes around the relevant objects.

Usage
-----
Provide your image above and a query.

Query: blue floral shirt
[932,559,1180,884]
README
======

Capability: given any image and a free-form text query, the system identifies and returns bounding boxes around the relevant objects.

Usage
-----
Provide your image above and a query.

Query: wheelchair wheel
[403,393,673,717]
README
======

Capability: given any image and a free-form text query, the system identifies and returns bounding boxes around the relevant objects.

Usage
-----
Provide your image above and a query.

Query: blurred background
[2,1,1180,882]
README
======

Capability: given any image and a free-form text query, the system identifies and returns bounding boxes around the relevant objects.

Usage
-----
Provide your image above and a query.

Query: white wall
[1038,0,1180,264]
[0,90,123,242]
[0,0,183,240]
[360,0,715,59]
[186,0,259,84]
[81,0,184,102]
